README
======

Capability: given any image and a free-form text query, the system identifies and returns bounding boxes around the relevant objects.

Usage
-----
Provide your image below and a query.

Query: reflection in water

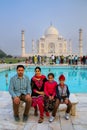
[68,71,77,77]
[48,68,51,72]
[80,72,87,80]
[9,67,11,71]
[5,73,8,86]
[0,66,87,92]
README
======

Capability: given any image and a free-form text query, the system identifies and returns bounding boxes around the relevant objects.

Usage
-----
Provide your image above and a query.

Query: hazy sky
[0,0,87,56]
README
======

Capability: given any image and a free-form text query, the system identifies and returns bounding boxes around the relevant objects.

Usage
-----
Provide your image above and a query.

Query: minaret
[69,39,72,55]
[21,30,25,57]
[32,39,35,54]
[79,29,83,57]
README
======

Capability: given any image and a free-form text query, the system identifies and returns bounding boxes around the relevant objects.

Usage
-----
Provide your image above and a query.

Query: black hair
[16,65,25,70]
[35,66,41,71]
[48,73,54,78]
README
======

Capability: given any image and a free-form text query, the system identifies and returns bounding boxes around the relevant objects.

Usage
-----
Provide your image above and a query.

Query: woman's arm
[33,89,44,95]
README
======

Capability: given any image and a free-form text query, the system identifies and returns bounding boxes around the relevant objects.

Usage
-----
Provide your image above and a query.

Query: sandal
[38,117,44,123]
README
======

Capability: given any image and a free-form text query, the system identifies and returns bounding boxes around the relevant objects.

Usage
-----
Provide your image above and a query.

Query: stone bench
[59,93,78,116]
[20,93,78,116]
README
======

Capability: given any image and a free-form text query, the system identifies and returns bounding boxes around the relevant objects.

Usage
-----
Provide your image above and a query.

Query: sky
[0,0,87,56]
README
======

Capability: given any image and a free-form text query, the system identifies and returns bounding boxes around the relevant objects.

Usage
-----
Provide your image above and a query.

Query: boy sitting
[49,74,72,122]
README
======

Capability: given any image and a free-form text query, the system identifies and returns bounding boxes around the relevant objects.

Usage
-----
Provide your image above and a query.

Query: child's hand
[49,96,54,100]
[64,99,69,104]
[49,96,52,100]
[51,96,54,100]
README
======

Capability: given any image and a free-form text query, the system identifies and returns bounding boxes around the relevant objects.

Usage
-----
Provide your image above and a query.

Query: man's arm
[9,78,17,98]
[27,77,32,95]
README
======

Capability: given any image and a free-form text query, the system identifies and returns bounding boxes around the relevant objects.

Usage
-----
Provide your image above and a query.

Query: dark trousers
[52,98,72,117]
[44,95,56,112]
[12,94,32,116]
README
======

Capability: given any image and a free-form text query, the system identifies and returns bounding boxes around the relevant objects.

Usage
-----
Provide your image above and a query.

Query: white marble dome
[45,25,59,36]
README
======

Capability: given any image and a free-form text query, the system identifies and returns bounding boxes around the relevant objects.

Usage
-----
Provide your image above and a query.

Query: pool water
[0,66,87,93]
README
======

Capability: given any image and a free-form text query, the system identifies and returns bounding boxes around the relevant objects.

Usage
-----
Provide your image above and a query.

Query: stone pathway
[0,92,87,130]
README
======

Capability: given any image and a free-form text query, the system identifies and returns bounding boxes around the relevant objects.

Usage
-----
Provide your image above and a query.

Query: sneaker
[49,116,55,122]
[65,113,69,120]
[14,115,20,122]
[46,112,50,117]
[23,115,28,122]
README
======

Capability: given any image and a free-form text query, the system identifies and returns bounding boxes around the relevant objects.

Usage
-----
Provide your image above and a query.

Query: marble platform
[0,92,87,130]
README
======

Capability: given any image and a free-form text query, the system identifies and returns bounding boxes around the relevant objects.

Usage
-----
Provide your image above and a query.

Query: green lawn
[0,57,25,64]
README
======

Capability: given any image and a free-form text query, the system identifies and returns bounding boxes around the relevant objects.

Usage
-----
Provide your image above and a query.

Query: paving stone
[73,125,87,130]
[0,92,87,130]
[59,112,74,130]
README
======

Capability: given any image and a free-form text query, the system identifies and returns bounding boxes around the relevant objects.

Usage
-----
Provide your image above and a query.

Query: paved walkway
[0,92,87,130]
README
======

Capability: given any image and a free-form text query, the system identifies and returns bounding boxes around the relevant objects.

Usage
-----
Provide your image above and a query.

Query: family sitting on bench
[9,65,73,123]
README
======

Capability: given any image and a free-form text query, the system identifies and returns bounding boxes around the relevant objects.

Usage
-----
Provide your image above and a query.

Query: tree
[0,49,7,58]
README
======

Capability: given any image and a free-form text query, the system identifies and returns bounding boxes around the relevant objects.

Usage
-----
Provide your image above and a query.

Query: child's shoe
[65,113,69,120]
[49,116,55,122]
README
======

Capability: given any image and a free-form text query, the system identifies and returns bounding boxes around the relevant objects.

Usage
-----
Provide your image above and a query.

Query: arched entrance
[48,43,55,53]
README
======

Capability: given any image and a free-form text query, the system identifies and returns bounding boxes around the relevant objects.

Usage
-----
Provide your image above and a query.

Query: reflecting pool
[0,65,87,93]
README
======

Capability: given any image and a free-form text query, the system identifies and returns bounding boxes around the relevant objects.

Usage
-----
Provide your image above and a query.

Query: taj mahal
[21,25,83,57]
